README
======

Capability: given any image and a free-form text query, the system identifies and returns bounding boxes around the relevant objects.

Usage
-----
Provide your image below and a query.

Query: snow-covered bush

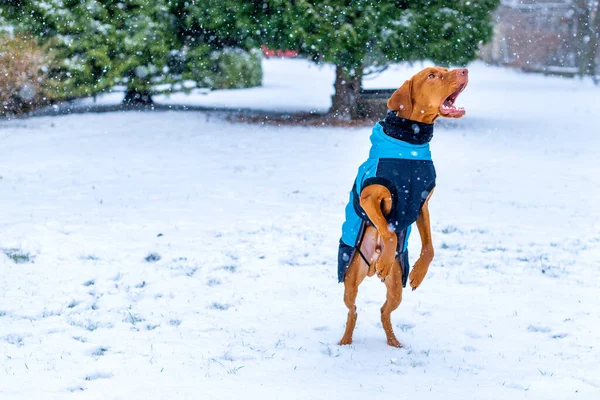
[196,48,262,90]
[213,48,262,89]
[0,35,55,116]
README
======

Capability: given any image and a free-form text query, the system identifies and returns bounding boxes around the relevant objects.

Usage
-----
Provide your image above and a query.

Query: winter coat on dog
[338,111,436,286]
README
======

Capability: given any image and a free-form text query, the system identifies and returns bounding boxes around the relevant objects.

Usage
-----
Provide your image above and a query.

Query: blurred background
[0,0,598,118]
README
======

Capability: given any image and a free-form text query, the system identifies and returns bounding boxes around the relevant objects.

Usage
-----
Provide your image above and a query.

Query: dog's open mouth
[440,83,466,117]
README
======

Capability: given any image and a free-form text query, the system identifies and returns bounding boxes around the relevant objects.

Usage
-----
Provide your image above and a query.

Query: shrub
[211,48,262,89]
[187,48,262,90]
[0,35,54,116]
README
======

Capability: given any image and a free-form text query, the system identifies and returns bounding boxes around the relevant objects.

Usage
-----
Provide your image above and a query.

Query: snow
[1,58,600,399]
[156,58,334,112]
[74,59,336,113]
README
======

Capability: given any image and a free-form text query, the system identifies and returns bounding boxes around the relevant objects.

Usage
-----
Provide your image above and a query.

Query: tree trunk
[576,0,593,78]
[122,88,154,106]
[590,3,600,84]
[329,65,362,119]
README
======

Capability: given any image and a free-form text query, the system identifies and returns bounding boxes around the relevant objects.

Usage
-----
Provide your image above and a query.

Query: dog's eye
[428,73,436,79]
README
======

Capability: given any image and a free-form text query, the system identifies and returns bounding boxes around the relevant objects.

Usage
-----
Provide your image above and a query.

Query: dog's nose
[456,68,469,76]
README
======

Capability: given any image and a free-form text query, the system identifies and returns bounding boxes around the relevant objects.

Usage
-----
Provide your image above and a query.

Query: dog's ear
[387,79,413,118]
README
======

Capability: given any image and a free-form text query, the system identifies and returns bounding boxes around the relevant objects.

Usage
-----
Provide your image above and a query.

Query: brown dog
[338,67,468,347]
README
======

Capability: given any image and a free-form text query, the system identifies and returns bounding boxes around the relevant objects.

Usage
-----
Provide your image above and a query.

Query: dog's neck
[395,108,439,124]
[380,111,434,145]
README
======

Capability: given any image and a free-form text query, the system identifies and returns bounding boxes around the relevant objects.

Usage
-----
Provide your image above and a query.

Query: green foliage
[259,0,500,75]
[2,0,498,109]
[405,0,500,66]
[3,1,177,98]
[167,0,266,50]
[2,0,262,100]
[199,48,262,89]
[167,1,263,89]
[3,248,34,264]
[253,0,499,116]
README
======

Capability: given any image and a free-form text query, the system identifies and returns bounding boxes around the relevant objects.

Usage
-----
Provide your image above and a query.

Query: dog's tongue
[440,102,465,117]
[440,84,466,117]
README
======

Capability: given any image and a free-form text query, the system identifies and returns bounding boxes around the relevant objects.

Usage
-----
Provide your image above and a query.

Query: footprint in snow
[84,372,113,381]
[440,225,460,234]
[397,322,415,332]
[219,265,238,273]
[550,333,568,339]
[206,278,221,286]
[3,334,25,347]
[209,302,230,311]
[464,330,481,339]
[135,281,147,289]
[145,252,161,263]
[91,347,108,357]
[527,325,551,333]
[67,300,81,309]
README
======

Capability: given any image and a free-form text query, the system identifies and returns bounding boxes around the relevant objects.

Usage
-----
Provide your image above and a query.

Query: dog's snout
[456,68,468,76]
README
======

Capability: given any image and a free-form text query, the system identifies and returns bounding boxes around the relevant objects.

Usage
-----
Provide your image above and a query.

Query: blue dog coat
[338,112,436,286]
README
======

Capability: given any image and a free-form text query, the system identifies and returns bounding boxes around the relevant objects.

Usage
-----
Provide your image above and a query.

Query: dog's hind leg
[381,260,404,347]
[359,185,396,280]
[339,253,368,346]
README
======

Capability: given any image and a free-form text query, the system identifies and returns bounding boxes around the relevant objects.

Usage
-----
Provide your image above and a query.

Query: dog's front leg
[359,185,396,280]
[409,189,435,291]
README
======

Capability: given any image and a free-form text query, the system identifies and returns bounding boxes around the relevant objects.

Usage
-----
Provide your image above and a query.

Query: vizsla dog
[338,67,468,347]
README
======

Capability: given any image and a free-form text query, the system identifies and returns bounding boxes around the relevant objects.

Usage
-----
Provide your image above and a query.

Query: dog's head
[387,67,468,124]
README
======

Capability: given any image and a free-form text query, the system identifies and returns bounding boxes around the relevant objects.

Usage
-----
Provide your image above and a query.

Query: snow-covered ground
[71,59,336,113]
[1,59,599,399]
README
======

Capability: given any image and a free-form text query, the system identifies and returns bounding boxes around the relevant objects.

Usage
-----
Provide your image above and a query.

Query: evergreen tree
[166,0,265,88]
[3,0,499,112]
[1,0,263,103]
[259,0,500,118]
[2,0,177,103]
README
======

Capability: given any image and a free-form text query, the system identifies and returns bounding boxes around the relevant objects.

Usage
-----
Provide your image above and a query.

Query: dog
[338,66,468,347]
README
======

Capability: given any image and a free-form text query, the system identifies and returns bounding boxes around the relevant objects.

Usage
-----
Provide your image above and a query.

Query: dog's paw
[387,337,403,348]
[339,337,353,346]
[408,264,428,291]
[376,257,395,280]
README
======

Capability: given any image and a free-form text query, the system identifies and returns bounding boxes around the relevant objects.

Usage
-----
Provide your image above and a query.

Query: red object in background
[261,45,298,58]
